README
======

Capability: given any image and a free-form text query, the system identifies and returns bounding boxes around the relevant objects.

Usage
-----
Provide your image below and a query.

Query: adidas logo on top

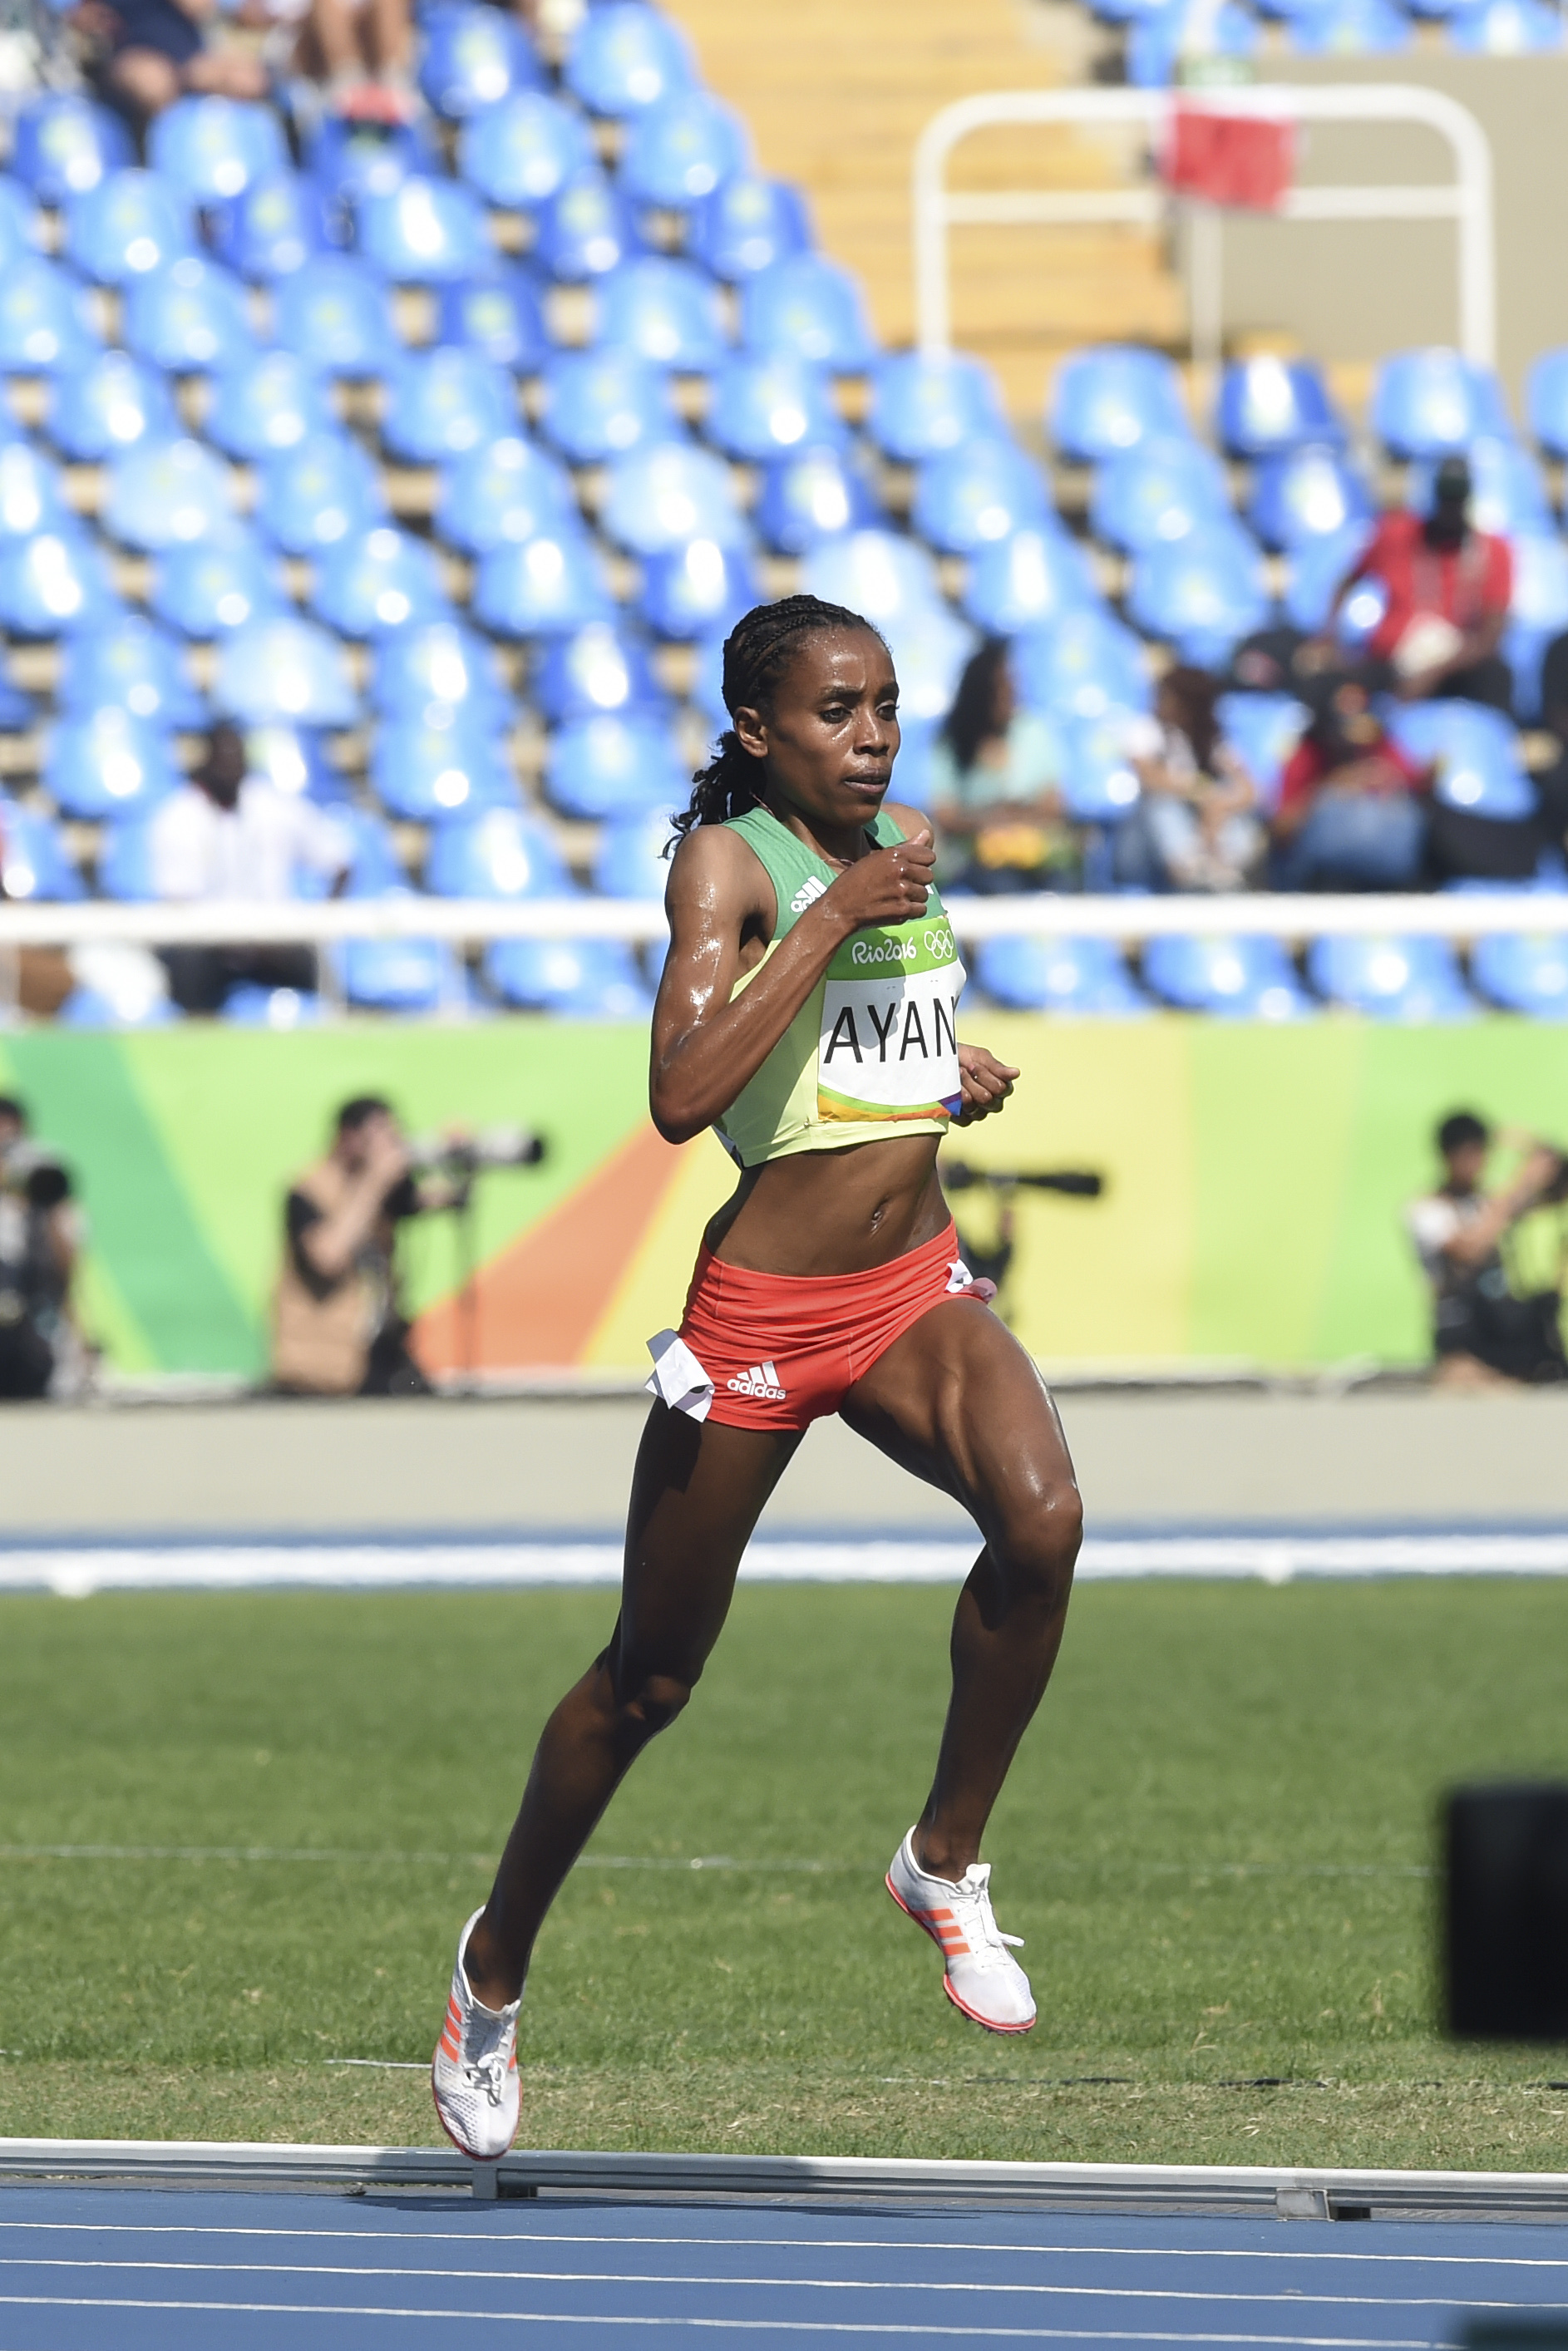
[727,1360,787,1401]
[789,876,827,914]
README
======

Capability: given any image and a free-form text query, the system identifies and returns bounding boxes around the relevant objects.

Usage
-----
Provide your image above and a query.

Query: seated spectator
[929,640,1077,895]
[79,0,269,119]
[1112,667,1264,893]
[1323,456,1513,714]
[1270,677,1432,891]
[0,1095,88,1402]
[1406,1110,1567,1389]
[148,721,351,1014]
[290,0,414,122]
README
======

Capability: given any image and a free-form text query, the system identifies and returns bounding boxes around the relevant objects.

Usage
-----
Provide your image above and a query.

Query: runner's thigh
[614,1403,803,1690]
[839,1300,1079,1557]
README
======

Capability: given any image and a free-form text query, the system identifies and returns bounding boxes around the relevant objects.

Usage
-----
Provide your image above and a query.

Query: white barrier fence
[2,892,1567,947]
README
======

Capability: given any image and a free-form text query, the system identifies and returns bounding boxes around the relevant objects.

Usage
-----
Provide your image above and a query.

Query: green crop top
[713,804,967,1169]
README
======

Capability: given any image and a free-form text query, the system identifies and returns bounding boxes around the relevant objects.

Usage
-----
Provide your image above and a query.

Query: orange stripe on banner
[413,1121,686,1374]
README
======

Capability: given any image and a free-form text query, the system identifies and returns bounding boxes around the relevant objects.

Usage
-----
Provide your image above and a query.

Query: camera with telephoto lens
[944,1163,1104,1200]
[406,1126,548,1180]
[2,1141,71,1211]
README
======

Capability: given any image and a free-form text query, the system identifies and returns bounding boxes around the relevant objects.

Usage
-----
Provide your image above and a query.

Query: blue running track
[2,2184,1566,2346]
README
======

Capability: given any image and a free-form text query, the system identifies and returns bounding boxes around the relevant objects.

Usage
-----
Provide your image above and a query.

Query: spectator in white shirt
[149,722,352,1013]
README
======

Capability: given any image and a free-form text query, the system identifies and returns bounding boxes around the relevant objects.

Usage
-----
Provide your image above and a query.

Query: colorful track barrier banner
[3,1015,1567,1380]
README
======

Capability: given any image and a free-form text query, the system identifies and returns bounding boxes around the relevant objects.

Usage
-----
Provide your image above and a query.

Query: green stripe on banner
[5,1032,258,1374]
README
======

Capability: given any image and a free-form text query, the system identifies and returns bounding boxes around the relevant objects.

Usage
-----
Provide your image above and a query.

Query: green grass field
[2,1578,1566,2171]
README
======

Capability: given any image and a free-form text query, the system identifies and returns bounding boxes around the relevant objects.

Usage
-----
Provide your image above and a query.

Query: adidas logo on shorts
[727,1360,787,1401]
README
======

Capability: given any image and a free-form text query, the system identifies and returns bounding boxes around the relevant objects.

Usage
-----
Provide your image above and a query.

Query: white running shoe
[885,1829,1036,2033]
[430,1908,521,2162]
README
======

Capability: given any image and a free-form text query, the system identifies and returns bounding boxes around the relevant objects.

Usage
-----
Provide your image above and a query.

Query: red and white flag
[1163,103,1295,213]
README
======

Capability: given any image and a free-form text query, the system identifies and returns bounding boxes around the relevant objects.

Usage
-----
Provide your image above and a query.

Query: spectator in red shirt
[1324,456,1513,714]
[1271,677,1432,890]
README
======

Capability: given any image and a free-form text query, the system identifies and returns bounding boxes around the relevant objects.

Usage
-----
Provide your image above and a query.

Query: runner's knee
[619,1671,694,1740]
[991,1479,1082,1609]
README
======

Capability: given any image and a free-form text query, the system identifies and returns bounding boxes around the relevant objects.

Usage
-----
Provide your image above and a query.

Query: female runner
[432,595,1084,2161]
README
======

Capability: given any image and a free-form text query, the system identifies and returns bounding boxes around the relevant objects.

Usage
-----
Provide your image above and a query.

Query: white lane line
[2,2225,1565,2271]
[0,1846,1434,1879]
[0,2255,1520,2311]
[0,2298,1444,2344]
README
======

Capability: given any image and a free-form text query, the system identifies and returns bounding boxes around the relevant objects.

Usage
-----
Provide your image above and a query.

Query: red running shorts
[673,1219,986,1432]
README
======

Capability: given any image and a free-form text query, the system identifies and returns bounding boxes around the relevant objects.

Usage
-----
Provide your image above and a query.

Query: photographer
[1406,1110,1568,1387]
[0,1097,86,1401]
[271,1097,467,1397]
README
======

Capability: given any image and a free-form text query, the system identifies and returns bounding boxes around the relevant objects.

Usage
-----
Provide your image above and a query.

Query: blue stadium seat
[58,612,205,726]
[639,536,759,638]
[1281,520,1371,633]
[12,95,133,205]
[975,934,1146,1015]
[1526,347,1568,458]
[435,432,577,557]
[339,916,463,1014]
[1307,934,1475,1020]
[755,442,879,554]
[0,667,33,730]
[962,523,1097,636]
[255,430,388,554]
[331,803,406,895]
[67,170,193,286]
[1216,354,1344,456]
[357,177,491,284]
[456,90,594,210]
[0,441,68,540]
[381,345,515,461]
[0,257,101,373]
[274,254,398,376]
[95,812,159,902]
[1089,432,1232,554]
[739,255,876,370]
[1289,0,1410,52]
[1506,531,1568,718]
[1012,607,1151,721]
[372,712,515,821]
[60,980,180,1028]
[601,441,744,556]
[241,722,343,806]
[0,801,86,900]
[911,436,1050,556]
[565,0,693,116]
[866,351,1003,462]
[1408,432,1552,537]
[594,255,727,371]
[205,347,333,461]
[486,935,653,1018]
[1471,929,1568,1015]
[1058,711,1143,820]
[545,712,687,819]
[1384,698,1535,820]
[1248,443,1373,551]
[419,1,543,118]
[594,807,672,898]
[150,528,284,638]
[220,983,324,1028]
[425,805,570,897]
[1127,527,1272,668]
[372,619,510,723]
[209,172,325,282]
[47,350,175,460]
[0,178,39,269]
[105,436,236,553]
[801,528,943,627]
[704,352,841,461]
[149,97,286,205]
[687,173,811,282]
[1447,0,1563,45]
[689,627,726,733]
[0,523,112,635]
[618,89,749,209]
[1049,345,1188,461]
[1371,347,1511,457]
[312,525,447,638]
[1143,934,1314,1019]
[880,603,979,725]
[534,168,640,282]
[45,707,180,820]
[1127,0,1256,85]
[1214,691,1309,812]
[473,525,614,634]
[123,255,257,375]
[535,620,665,726]
[537,348,673,461]
[306,116,436,212]
[213,614,358,727]
[435,270,546,370]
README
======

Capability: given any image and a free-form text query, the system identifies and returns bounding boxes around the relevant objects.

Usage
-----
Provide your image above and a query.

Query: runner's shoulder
[667,816,774,924]
[878,801,934,845]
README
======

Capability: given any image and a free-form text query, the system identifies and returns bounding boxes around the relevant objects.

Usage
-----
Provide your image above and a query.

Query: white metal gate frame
[911,83,1496,372]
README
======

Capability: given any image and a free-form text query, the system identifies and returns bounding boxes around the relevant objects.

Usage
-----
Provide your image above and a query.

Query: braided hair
[668,594,886,847]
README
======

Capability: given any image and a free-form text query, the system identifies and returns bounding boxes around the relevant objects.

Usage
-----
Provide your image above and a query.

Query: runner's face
[739,630,900,832]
